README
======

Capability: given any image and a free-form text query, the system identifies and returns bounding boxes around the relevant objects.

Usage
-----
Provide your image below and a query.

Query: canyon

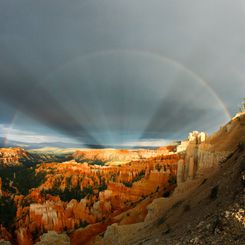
[0,112,244,245]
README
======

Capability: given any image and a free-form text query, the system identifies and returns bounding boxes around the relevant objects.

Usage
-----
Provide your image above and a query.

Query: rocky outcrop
[1,113,244,245]
[29,199,96,232]
[10,153,178,244]
[177,130,232,184]
[94,113,245,245]
[0,226,12,245]
[0,147,72,167]
[34,231,70,245]
[16,227,32,245]
[0,240,11,245]
[188,131,207,144]
[72,147,174,163]
[0,148,31,166]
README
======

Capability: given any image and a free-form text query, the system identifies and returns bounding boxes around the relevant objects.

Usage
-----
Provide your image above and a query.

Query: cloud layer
[0,0,244,146]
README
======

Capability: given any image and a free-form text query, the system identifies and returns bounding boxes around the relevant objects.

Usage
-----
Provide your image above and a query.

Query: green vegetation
[220,152,233,164]
[76,159,105,166]
[163,190,170,197]
[109,173,117,182]
[89,160,105,166]
[20,197,35,208]
[132,170,145,182]
[41,184,94,202]
[183,204,191,212]
[238,142,245,151]
[171,200,184,209]
[79,220,89,228]
[25,152,73,165]
[209,185,219,200]
[157,216,165,226]
[155,163,161,171]
[0,166,46,195]
[122,181,133,187]
[122,170,145,187]
[168,175,177,185]
[98,179,107,192]
[83,185,94,195]
[0,196,16,229]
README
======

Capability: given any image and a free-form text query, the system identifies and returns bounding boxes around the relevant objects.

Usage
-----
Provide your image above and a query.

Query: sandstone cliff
[0,148,69,167]
[0,148,32,167]
[9,152,178,245]
[0,113,244,245]
[72,147,174,164]
[93,112,245,245]
[177,113,245,183]
[34,231,70,245]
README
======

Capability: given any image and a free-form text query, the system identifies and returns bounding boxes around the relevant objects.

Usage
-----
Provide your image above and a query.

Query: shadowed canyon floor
[0,112,244,245]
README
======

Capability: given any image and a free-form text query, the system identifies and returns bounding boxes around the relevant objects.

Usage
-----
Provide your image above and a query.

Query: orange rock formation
[11,152,178,244]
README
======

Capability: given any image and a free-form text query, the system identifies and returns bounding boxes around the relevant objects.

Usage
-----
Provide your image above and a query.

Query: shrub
[132,170,145,183]
[110,174,116,182]
[219,152,233,164]
[89,160,105,166]
[122,181,132,188]
[171,200,184,209]
[0,196,16,229]
[183,204,191,212]
[199,178,207,186]
[20,197,34,208]
[241,172,245,187]
[168,175,177,185]
[83,185,94,196]
[98,179,107,192]
[163,190,170,197]
[0,166,46,195]
[75,220,88,229]
[157,216,165,226]
[209,185,219,200]
[155,164,161,171]
[238,142,245,152]
[41,184,94,202]
[76,159,105,166]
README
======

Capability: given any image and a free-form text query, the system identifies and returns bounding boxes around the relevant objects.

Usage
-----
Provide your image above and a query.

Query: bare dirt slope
[136,146,245,245]
[206,113,245,151]
[95,113,245,245]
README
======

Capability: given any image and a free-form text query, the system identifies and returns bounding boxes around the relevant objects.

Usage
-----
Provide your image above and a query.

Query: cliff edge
[92,112,245,245]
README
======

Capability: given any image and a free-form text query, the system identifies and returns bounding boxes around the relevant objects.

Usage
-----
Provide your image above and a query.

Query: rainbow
[43,49,231,119]
[3,112,18,147]
[4,49,231,146]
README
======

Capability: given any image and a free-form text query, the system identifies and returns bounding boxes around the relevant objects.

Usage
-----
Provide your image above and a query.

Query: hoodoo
[0,112,244,244]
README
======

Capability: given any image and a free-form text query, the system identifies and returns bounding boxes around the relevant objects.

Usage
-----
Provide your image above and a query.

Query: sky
[0,0,244,147]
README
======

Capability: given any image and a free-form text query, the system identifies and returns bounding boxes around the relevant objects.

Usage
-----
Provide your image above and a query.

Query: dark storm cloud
[140,82,225,140]
[0,63,100,146]
[0,0,244,145]
[141,97,207,140]
[0,102,15,124]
